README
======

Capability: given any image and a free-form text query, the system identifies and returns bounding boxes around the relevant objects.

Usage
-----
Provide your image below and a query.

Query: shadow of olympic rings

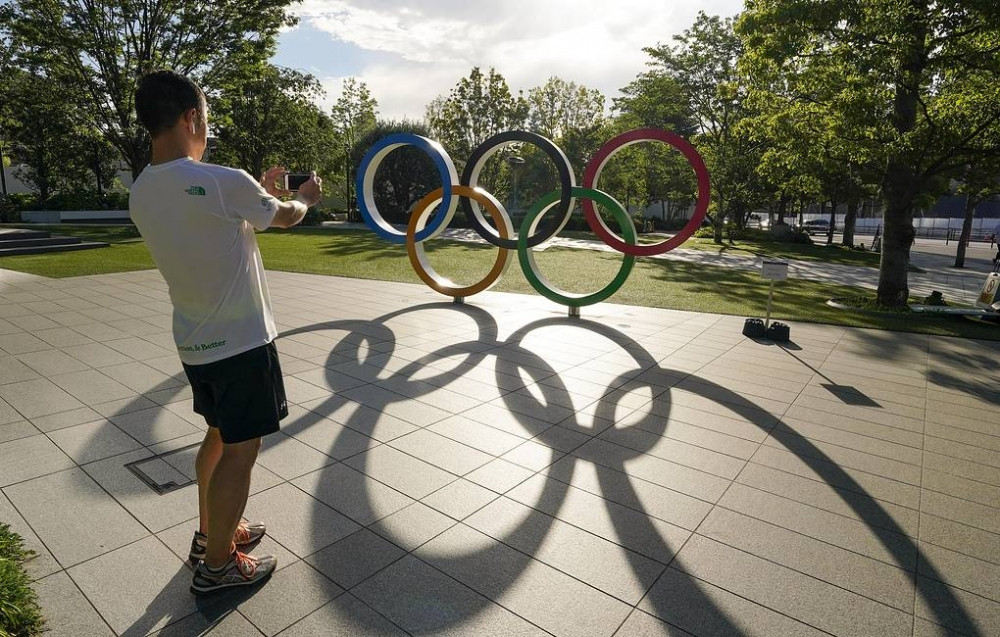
[275,302,982,636]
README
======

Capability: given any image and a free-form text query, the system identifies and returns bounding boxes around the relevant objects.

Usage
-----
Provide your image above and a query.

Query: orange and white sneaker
[188,519,266,563]
[190,550,277,594]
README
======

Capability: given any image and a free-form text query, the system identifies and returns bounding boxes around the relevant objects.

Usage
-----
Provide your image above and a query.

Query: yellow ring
[406,185,513,297]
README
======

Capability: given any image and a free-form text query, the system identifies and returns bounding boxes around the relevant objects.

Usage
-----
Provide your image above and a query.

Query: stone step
[0,241,109,257]
[0,237,83,248]
[0,229,51,242]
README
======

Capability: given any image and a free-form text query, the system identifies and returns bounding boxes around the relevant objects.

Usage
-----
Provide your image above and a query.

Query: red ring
[582,128,710,257]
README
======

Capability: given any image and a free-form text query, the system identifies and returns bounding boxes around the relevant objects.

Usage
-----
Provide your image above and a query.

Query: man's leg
[203,437,261,568]
[195,428,224,535]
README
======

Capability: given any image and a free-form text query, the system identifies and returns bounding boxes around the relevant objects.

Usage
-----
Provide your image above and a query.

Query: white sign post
[761,260,789,329]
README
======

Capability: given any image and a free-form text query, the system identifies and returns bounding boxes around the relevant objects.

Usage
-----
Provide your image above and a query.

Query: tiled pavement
[1,268,999,636]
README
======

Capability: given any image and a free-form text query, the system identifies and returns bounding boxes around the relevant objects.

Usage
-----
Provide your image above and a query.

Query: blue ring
[356,133,458,244]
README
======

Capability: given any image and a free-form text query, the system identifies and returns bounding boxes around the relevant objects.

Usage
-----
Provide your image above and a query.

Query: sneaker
[190,551,277,594]
[188,519,266,563]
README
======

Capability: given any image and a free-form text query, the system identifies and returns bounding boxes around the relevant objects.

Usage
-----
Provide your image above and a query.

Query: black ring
[460,131,575,249]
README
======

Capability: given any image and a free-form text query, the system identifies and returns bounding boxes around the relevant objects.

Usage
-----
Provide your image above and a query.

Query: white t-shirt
[129,157,281,365]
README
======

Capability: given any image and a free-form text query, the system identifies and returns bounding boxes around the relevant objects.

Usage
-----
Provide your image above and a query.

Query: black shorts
[183,341,288,444]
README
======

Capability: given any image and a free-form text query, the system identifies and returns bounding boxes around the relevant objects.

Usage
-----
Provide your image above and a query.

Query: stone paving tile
[67,536,199,636]
[344,444,456,499]
[700,506,915,611]
[353,555,549,636]
[0,378,85,418]
[0,419,38,443]
[109,406,202,446]
[388,428,495,476]
[47,419,143,464]
[5,467,148,567]
[639,566,826,636]
[914,575,1000,636]
[49,369,136,404]
[292,463,414,526]
[32,571,115,637]
[151,610,264,636]
[0,434,76,486]
[751,444,922,509]
[277,593,408,636]
[736,462,920,537]
[718,482,917,569]
[243,483,360,558]
[673,534,913,636]
[418,523,633,637]
[237,560,343,636]
[369,502,456,552]
[0,491,60,579]
[61,341,135,368]
[305,528,405,590]
[465,496,667,605]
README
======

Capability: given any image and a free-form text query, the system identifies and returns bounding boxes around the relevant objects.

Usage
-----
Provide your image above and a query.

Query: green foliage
[332,78,378,220]
[641,12,767,235]
[426,67,529,162]
[0,523,44,637]
[354,120,439,225]
[212,64,337,181]
[2,0,299,178]
[0,68,118,200]
[740,0,1000,304]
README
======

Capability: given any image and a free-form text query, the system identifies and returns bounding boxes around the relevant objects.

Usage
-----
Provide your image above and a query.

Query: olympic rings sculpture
[356,128,710,311]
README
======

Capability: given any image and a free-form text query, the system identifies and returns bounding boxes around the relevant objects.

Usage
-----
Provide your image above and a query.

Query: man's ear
[184,108,198,136]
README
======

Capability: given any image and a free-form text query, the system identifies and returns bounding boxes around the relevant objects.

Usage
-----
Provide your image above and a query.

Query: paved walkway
[1,270,998,636]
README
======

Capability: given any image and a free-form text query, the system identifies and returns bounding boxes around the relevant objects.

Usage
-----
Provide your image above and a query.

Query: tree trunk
[954,194,978,268]
[777,194,787,225]
[876,183,916,306]
[826,200,837,245]
[714,197,726,244]
[842,200,858,247]
[877,0,926,306]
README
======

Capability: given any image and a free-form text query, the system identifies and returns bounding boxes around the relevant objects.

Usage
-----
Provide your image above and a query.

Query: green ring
[517,186,636,308]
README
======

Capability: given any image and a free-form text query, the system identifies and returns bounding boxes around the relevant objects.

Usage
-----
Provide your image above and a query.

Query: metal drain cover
[125,443,200,494]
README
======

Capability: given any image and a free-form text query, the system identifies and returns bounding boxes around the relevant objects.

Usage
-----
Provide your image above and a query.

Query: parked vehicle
[802,219,830,235]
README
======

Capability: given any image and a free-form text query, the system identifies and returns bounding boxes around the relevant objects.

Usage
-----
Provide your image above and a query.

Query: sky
[270,0,745,121]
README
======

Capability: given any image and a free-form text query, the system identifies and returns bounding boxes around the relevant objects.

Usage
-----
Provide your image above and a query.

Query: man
[130,70,322,594]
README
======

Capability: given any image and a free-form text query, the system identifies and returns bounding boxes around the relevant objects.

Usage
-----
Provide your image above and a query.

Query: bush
[0,523,44,637]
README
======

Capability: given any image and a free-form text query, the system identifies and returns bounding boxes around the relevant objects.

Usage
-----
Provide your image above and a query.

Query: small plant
[924,291,948,306]
[0,523,44,637]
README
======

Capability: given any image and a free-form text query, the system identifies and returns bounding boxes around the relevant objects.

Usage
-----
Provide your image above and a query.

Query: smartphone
[283,173,311,191]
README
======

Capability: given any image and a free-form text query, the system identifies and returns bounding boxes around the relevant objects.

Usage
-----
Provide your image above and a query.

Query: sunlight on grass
[1,225,995,339]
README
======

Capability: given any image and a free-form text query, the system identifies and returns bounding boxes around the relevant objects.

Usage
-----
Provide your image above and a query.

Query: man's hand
[296,171,323,208]
[269,171,323,229]
[260,166,291,198]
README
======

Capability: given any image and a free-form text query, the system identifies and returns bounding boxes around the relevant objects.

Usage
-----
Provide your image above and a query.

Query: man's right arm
[270,197,310,229]
[267,170,323,229]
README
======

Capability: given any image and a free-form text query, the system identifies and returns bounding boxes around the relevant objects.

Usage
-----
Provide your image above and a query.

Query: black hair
[135,70,206,137]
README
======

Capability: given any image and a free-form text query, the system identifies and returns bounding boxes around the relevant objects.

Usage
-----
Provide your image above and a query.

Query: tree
[211,64,337,181]
[741,0,1000,305]
[0,66,117,201]
[353,120,440,225]
[527,76,606,140]
[332,78,378,220]
[954,162,1000,268]
[2,0,298,179]
[642,12,766,242]
[426,67,529,163]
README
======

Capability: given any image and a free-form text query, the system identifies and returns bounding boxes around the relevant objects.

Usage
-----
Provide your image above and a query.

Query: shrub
[0,523,44,637]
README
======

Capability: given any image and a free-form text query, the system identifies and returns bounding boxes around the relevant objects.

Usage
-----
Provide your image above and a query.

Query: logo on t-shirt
[185,186,206,196]
[260,197,273,209]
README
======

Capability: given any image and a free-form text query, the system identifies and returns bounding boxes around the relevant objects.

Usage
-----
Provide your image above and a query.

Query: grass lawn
[1,225,996,339]
[0,524,44,637]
